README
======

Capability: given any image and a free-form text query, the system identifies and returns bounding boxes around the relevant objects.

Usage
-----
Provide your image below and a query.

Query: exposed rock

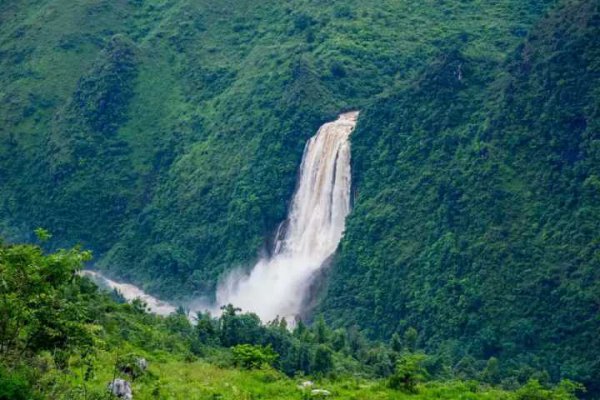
[135,357,148,371]
[311,389,331,397]
[108,378,132,399]
[298,380,314,389]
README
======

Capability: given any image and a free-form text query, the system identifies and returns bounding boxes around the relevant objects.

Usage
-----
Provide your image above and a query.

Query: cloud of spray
[215,255,324,322]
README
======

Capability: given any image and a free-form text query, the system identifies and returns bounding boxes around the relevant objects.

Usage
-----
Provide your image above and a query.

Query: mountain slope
[321,0,599,391]
[2,0,599,394]
[0,0,553,295]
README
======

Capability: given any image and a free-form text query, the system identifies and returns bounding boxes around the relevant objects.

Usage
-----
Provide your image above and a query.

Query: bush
[231,344,278,369]
[516,379,584,400]
[0,366,39,400]
[388,353,428,393]
[312,345,334,375]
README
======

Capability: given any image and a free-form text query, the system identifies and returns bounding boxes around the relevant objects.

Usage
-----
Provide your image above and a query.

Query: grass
[61,350,517,400]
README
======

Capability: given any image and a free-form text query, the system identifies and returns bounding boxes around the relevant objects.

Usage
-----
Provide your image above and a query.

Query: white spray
[216,111,358,322]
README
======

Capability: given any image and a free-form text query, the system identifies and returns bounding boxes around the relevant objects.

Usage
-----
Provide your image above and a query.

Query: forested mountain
[0,0,554,293]
[1,0,598,397]
[321,0,600,392]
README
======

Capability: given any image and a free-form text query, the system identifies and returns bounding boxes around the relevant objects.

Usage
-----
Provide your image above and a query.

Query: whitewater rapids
[216,111,358,322]
[81,270,177,316]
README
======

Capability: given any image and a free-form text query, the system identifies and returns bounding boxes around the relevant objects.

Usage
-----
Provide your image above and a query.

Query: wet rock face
[108,378,133,399]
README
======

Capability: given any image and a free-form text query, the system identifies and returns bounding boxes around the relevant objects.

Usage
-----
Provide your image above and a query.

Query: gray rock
[108,378,133,399]
[298,380,314,389]
[311,389,331,397]
[135,357,148,371]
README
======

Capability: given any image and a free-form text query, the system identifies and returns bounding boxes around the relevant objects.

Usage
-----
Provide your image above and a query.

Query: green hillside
[1,0,599,397]
[0,0,553,293]
[320,0,599,392]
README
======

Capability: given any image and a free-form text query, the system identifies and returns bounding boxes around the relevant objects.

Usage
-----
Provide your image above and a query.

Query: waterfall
[216,111,358,322]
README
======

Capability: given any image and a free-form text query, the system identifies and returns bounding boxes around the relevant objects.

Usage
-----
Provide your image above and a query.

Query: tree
[332,329,346,352]
[0,238,95,362]
[295,343,312,374]
[482,357,500,384]
[164,313,193,337]
[231,344,278,369]
[195,312,218,344]
[314,315,329,344]
[390,332,402,353]
[33,227,52,242]
[293,319,308,339]
[515,379,584,400]
[346,325,366,358]
[0,366,40,400]
[404,327,418,352]
[388,353,428,393]
[367,345,394,377]
[312,345,334,375]
[219,305,263,346]
[218,304,242,346]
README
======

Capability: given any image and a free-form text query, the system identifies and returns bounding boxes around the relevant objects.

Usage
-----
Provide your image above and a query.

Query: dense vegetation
[1,0,598,397]
[0,0,555,292]
[320,0,600,394]
[0,238,584,399]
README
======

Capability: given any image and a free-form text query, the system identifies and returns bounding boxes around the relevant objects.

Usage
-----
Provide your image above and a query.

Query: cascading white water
[81,270,177,316]
[216,111,359,322]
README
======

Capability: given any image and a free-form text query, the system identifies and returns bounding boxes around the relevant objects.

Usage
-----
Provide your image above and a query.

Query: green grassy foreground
[0,237,582,399]
[61,355,523,399]
[21,351,579,400]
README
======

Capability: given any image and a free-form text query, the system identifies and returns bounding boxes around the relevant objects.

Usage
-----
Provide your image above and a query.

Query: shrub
[516,379,584,400]
[312,345,334,375]
[0,366,39,400]
[231,344,278,369]
[388,353,428,393]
